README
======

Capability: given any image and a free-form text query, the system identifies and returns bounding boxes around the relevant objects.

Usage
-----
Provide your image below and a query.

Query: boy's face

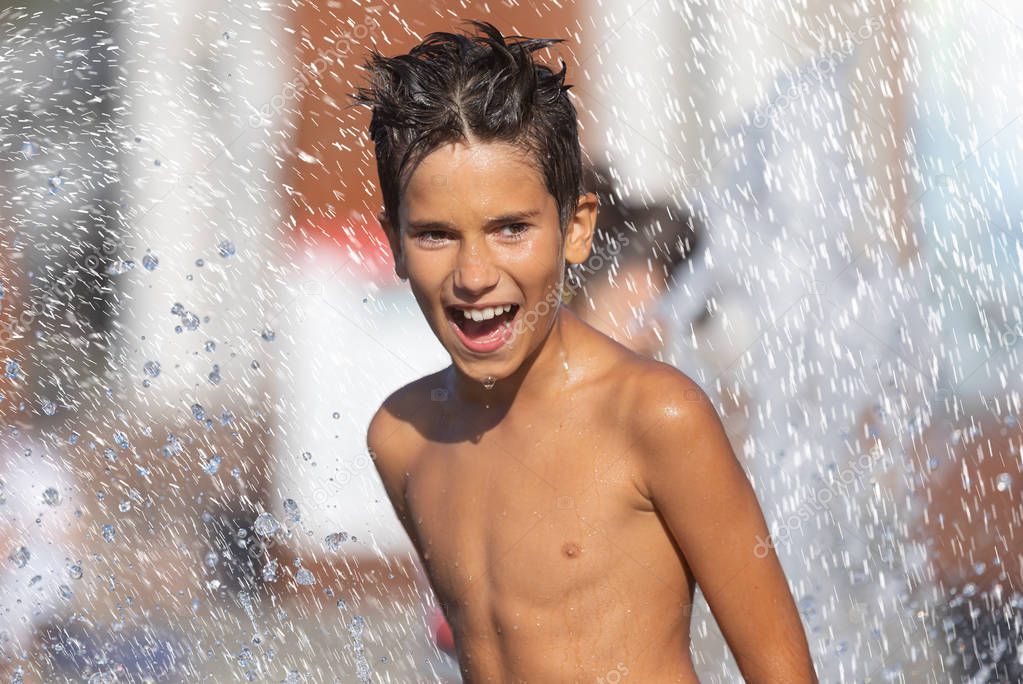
[385,140,594,384]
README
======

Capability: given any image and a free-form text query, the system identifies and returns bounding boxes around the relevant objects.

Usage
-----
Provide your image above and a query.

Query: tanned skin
[367,139,817,682]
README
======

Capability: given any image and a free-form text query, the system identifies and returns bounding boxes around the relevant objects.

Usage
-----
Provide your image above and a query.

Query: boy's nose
[452,240,499,294]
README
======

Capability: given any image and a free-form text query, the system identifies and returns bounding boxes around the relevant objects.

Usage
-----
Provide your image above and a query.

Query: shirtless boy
[358,21,817,682]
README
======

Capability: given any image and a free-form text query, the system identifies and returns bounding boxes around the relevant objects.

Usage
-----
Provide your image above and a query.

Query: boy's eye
[499,223,529,239]
[415,230,451,245]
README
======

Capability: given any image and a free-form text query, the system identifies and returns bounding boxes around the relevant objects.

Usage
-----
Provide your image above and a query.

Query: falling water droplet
[253,512,280,536]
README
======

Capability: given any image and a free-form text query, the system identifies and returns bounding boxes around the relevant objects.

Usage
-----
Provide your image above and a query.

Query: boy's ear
[378,211,408,280]
[563,192,598,265]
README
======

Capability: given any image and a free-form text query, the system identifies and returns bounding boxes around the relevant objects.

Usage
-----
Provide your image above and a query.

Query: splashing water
[0,1,1020,681]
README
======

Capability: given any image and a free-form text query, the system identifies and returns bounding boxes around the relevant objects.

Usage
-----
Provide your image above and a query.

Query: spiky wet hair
[354,20,582,231]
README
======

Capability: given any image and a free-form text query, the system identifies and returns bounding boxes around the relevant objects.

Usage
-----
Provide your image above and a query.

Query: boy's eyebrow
[407,209,542,231]
[407,219,456,231]
[484,209,542,225]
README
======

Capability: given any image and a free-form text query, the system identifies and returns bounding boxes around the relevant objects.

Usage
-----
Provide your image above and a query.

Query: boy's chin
[450,355,517,383]
[445,343,527,384]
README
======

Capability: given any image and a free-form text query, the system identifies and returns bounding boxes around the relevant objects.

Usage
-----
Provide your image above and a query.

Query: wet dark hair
[354,20,582,231]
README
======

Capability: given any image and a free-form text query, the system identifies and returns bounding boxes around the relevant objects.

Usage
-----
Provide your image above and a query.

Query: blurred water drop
[11,546,30,568]
[325,532,349,552]
[284,498,300,523]
[203,454,222,475]
[253,512,280,536]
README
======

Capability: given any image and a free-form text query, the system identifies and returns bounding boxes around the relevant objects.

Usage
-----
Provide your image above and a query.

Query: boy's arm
[633,368,818,683]
[366,398,420,548]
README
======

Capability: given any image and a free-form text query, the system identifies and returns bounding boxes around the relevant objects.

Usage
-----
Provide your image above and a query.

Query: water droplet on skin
[142,253,159,271]
[102,524,116,542]
[482,376,496,390]
[996,473,1012,491]
[42,488,60,506]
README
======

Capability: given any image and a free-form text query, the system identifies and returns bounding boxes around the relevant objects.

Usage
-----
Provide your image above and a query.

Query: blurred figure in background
[567,165,702,358]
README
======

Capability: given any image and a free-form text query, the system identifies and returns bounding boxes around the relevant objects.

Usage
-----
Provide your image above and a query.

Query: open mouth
[445,303,520,353]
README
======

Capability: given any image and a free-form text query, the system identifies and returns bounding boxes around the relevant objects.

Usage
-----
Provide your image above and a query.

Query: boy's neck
[448,305,575,411]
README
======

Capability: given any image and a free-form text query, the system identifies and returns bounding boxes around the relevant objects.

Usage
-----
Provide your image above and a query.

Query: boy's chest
[404,420,654,608]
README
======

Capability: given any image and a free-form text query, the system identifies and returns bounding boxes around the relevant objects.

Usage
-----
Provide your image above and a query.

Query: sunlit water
[1,1,1020,682]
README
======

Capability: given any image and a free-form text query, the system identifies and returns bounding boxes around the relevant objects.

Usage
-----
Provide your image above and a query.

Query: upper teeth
[462,304,513,321]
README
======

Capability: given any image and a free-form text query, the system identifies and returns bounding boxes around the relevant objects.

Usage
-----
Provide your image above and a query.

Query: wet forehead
[401,141,554,227]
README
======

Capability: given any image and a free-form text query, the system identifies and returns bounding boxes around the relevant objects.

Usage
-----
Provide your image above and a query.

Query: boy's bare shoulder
[600,346,710,423]
[366,368,448,469]
[611,354,726,468]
